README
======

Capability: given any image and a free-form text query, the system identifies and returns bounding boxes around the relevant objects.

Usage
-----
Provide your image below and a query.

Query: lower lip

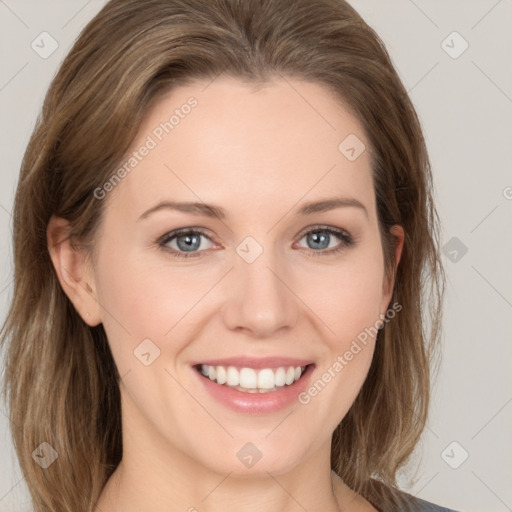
[193,364,315,414]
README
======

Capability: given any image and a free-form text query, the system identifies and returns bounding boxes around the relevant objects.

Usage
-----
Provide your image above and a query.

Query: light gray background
[1,1,511,511]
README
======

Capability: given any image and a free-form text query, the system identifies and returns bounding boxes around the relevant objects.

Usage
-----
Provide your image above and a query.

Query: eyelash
[156,225,355,259]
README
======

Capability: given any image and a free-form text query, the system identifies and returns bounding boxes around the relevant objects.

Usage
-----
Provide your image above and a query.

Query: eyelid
[158,226,215,241]
[295,223,352,240]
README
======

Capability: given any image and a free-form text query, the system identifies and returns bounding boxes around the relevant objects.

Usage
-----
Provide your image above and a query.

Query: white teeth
[239,368,257,388]
[285,366,295,385]
[226,366,240,386]
[199,364,306,392]
[275,367,286,387]
[257,368,275,389]
[216,366,227,385]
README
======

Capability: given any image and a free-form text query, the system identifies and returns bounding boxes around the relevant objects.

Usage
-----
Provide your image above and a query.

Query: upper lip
[192,356,315,370]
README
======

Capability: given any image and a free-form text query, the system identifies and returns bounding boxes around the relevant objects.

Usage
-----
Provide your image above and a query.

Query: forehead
[106,76,375,220]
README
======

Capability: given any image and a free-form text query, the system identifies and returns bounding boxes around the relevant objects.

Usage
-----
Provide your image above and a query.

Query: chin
[184,435,309,478]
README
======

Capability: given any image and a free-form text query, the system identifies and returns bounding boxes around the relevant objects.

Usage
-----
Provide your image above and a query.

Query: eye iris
[177,233,201,252]
[307,231,330,250]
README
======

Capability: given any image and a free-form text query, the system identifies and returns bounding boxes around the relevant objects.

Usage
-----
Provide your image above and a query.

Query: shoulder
[396,490,461,512]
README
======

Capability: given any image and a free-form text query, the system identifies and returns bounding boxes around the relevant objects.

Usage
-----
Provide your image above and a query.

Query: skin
[48,76,403,512]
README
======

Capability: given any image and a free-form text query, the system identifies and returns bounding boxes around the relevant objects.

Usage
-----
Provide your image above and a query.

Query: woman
[1,0,455,511]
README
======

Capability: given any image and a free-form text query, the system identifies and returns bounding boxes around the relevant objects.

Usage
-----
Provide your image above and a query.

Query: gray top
[399,492,461,511]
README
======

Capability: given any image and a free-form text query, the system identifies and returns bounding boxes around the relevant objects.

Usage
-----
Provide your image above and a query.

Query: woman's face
[86,76,400,476]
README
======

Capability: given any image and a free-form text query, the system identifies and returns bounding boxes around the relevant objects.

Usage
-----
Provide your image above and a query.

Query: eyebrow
[137,196,368,222]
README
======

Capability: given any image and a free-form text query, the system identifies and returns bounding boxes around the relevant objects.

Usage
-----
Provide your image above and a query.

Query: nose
[221,250,299,338]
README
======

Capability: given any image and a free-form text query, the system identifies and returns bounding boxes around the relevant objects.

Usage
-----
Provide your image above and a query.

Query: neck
[97,447,347,512]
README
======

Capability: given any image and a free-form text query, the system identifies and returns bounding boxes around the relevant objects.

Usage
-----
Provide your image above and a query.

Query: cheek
[298,252,386,343]
[93,244,219,365]
[118,270,198,329]
[294,261,384,430]
[92,250,205,420]
[293,248,385,400]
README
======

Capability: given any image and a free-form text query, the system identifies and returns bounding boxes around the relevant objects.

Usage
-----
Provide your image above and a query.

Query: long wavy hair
[1,0,444,510]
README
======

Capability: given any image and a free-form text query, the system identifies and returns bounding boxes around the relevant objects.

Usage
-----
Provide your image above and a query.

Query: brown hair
[1,0,444,510]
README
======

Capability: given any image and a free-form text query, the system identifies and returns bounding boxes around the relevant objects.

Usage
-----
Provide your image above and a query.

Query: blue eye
[158,229,214,257]
[157,225,354,259]
[295,226,353,257]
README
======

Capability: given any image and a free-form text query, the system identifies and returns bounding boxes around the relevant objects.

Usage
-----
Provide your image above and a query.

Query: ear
[381,224,404,312]
[47,215,102,326]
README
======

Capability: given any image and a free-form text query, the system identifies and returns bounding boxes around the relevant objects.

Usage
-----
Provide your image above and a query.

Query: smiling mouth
[194,364,312,393]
